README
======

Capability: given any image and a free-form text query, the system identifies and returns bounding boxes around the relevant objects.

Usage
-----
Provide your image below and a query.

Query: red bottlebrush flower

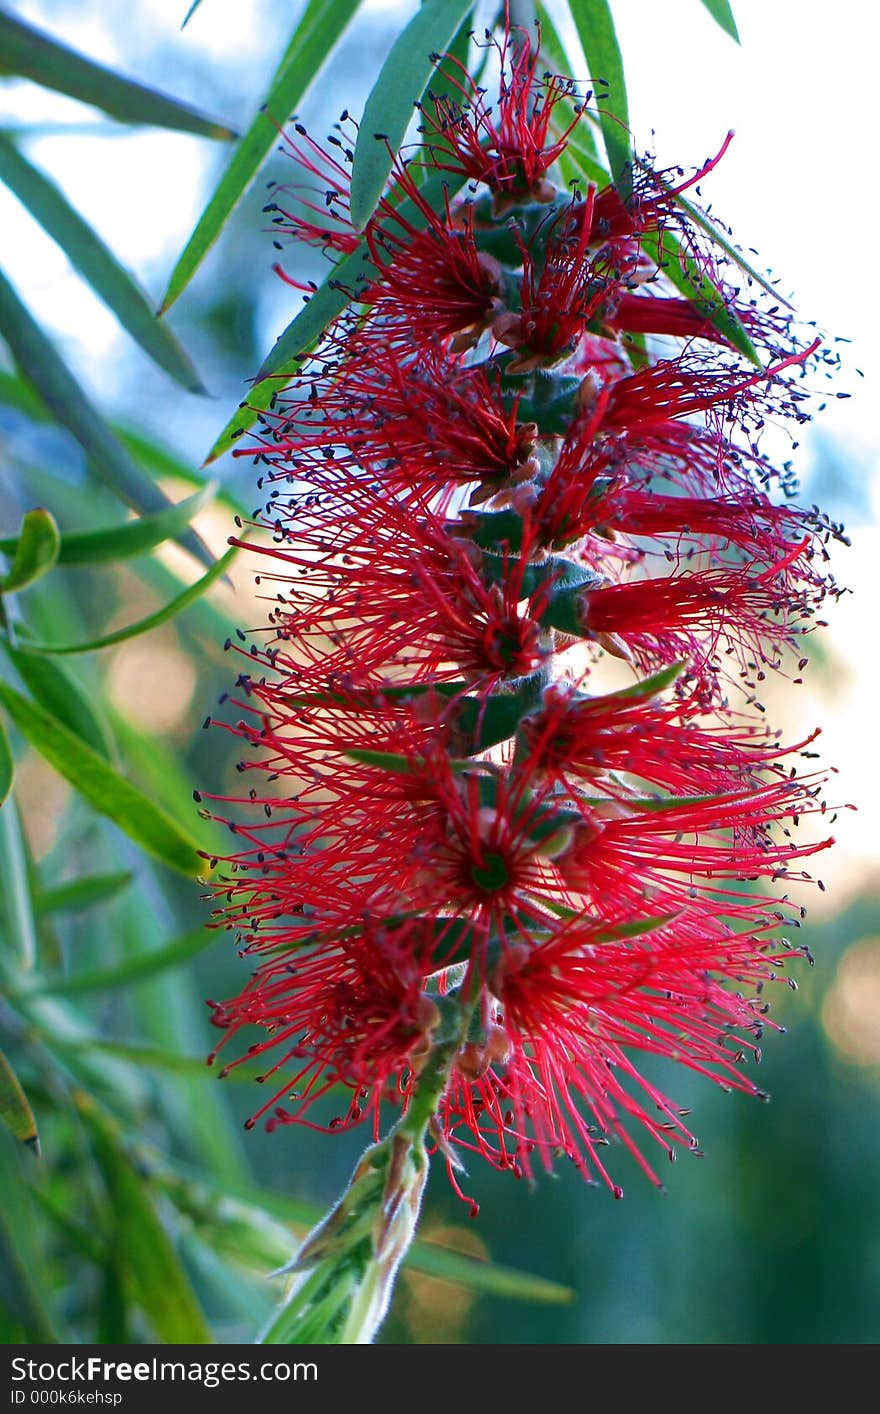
[267,119,360,258]
[207,917,444,1134]
[521,676,820,797]
[205,22,844,1234]
[553,778,832,919]
[446,910,798,1193]
[364,191,505,350]
[544,561,818,697]
[417,27,585,207]
[272,349,540,507]
[230,491,554,692]
[584,132,736,262]
[595,342,819,435]
[493,190,606,370]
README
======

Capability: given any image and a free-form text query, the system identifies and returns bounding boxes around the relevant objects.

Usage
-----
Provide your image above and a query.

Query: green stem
[260,1011,474,1345]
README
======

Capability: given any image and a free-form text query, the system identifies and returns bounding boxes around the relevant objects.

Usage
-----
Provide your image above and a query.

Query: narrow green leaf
[346,747,479,777]
[82,1101,211,1344]
[0,267,214,569]
[180,0,204,27]
[661,177,788,308]
[37,924,216,996]
[206,170,455,463]
[641,226,759,366]
[0,1126,57,1340]
[0,682,203,877]
[11,540,239,655]
[3,642,115,759]
[0,794,38,968]
[33,870,133,917]
[567,0,631,188]
[0,718,11,805]
[109,711,228,858]
[594,912,679,943]
[578,790,720,813]
[608,662,685,701]
[155,1168,301,1276]
[258,242,375,382]
[699,0,740,43]
[529,894,581,920]
[31,1189,103,1266]
[55,1037,258,1082]
[0,374,249,517]
[346,747,421,775]
[0,1050,38,1152]
[535,3,600,170]
[0,10,236,139]
[161,0,360,310]
[557,125,610,188]
[349,0,476,229]
[0,135,204,390]
[0,508,59,592]
[204,278,359,465]
[0,483,218,567]
[407,1241,574,1304]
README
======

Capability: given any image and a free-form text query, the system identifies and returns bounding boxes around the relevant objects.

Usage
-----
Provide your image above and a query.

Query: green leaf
[567,0,631,188]
[641,225,760,365]
[81,1101,211,1344]
[180,0,205,26]
[0,482,218,567]
[594,912,679,943]
[0,373,249,517]
[699,0,740,42]
[0,267,214,569]
[349,0,476,229]
[206,169,455,463]
[0,1050,38,1152]
[607,661,685,701]
[11,540,239,655]
[109,712,228,858]
[536,3,600,171]
[156,1169,300,1277]
[55,1037,259,1082]
[346,747,479,777]
[407,1241,574,1304]
[0,718,11,805]
[161,0,360,310]
[37,924,217,996]
[258,245,374,384]
[0,508,59,593]
[0,9,237,139]
[556,131,610,192]
[0,794,38,968]
[0,1126,57,1340]
[2,642,115,759]
[0,682,203,877]
[659,177,788,309]
[0,135,204,390]
[33,870,133,917]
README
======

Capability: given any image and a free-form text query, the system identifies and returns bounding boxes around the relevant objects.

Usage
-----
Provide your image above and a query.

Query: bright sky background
[1,0,878,899]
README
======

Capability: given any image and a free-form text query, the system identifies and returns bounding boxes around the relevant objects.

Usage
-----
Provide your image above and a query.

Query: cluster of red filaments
[202,27,844,1207]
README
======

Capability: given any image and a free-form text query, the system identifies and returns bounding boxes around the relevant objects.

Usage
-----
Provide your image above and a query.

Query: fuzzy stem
[260,1022,469,1346]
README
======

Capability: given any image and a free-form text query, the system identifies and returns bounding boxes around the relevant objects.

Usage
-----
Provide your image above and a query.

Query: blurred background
[0,0,877,1344]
